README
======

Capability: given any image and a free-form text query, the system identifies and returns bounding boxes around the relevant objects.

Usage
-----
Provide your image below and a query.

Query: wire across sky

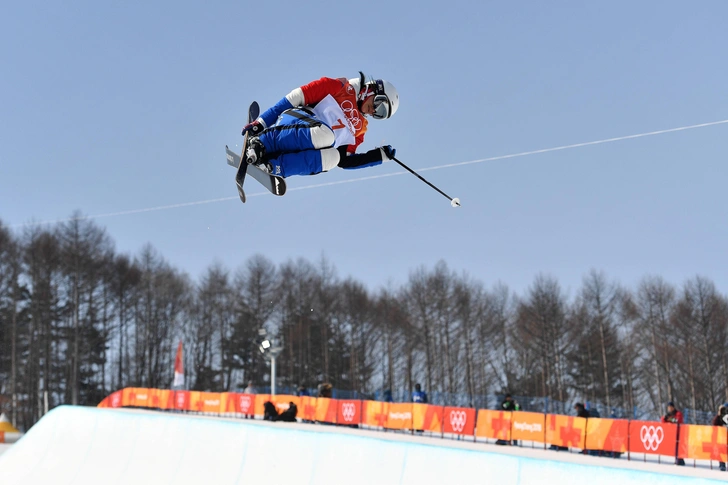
[12,118,728,228]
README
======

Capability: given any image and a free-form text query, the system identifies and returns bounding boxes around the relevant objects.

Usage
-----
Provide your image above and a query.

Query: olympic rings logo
[239,395,252,412]
[450,410,468,432]
[341,403,356,422]
[176,392,186,408]
[640,425,664,451]
[340,100,361,130]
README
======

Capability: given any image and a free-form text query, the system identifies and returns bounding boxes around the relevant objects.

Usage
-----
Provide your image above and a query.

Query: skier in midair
[242,72,399,178]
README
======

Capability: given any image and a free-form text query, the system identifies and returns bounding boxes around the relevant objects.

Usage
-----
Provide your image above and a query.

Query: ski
[234,102,260,203]
[226,145,286,198]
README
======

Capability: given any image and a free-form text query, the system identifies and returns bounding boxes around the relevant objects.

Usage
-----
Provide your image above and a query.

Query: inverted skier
[241,72,399,178]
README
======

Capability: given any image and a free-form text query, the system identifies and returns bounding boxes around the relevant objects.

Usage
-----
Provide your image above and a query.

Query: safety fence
[261,387,711,424]
[98,387,728,467]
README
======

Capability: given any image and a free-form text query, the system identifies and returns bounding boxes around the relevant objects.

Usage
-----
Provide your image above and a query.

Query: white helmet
[371,79,399,119]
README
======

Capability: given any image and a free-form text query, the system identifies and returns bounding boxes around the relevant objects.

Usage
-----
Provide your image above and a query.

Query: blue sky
[2,0,727,297]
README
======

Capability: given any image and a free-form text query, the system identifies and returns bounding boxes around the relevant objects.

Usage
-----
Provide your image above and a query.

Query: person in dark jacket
[496,394,521,445]
[501,393,521,412]
[574,402,590,419]
[317,383,333,398]
[573,403,592,454]
[263,401,298,422]
[263,401,278,421]
[662,402,685,466]
[711,404,728,471]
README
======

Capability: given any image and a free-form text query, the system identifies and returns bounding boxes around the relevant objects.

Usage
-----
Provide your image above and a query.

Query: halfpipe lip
[93,406,719,481]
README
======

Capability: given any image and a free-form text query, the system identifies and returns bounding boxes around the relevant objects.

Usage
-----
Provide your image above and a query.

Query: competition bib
[312,95,356,147]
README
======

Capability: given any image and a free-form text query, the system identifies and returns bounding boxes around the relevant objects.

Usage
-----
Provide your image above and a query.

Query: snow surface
[0,406,724,484]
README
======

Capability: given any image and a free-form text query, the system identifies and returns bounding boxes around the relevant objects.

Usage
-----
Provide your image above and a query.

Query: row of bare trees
[2,216,728,431]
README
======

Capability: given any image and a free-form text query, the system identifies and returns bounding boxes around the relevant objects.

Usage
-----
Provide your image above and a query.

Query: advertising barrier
[387,403,413,430]
[98,387,728,467]
[585,418,628,453]
[337,400,362,425]
[628,420,678,457]
[443,406,475,436]
[316,397,338,423]
[545,415,586,449]
[677,424,728,462]
[510,411,546,443]
[412,404,444,433]
[299,396,317,421]
[362,400,389,428]
[235,393,255,415]
[475,409,512,441]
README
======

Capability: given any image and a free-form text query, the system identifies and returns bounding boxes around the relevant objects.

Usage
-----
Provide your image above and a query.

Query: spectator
[501,393,521,412]
[586,404,600,418]
[317,383,333,398]
[573,403,592,454]
[662,401,685,466]
[574,402,590,419]
[263,401,298,422]
[496,394,520,446]
[244,381,256,394]
[383,389,393,403]
[412,383,428,404]
[711,404,727,471]
[263,401,278,421]
[297,385,310,397]
[278,402,298,422]
[411,384,428,434]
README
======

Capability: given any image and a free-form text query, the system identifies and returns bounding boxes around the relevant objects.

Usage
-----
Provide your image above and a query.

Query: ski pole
[391,157,461,207]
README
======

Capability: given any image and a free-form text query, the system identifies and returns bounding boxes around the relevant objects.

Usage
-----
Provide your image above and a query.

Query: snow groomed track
[0,406,723,485]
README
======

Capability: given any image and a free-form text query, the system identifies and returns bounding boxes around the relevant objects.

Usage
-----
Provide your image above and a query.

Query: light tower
[258,328,283,395]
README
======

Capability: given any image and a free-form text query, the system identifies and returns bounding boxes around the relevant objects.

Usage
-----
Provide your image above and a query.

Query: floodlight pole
[271,355,276,396]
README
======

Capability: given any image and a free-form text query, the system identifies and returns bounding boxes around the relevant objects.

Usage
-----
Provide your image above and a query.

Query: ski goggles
[372,94,390,119]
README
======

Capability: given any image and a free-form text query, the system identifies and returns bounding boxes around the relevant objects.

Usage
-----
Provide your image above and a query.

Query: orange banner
[678,424,728,461]
[146,389,160,408]
[254,394,271,416]
[512,412,546,443]
[315,397,338,423]
[443,407,476,436]
[475,410,512,440]
[337,400,361,425]
[386,403,413,430]
[299,396,318,421]
[126,387,151,407]
[545,415,586,448]
[362,401,390,428]
[412,404,444,433]
[628,420,677,457]
[218,393,237,414]
[585,418,628,452]
[189,391,224,413]
[99,389,123,408]
[154,390,172,410]
[268,395,300,414]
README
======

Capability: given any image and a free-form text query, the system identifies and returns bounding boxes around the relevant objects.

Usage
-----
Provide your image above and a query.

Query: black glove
[242,119,265,136]
[380,145,396,161]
